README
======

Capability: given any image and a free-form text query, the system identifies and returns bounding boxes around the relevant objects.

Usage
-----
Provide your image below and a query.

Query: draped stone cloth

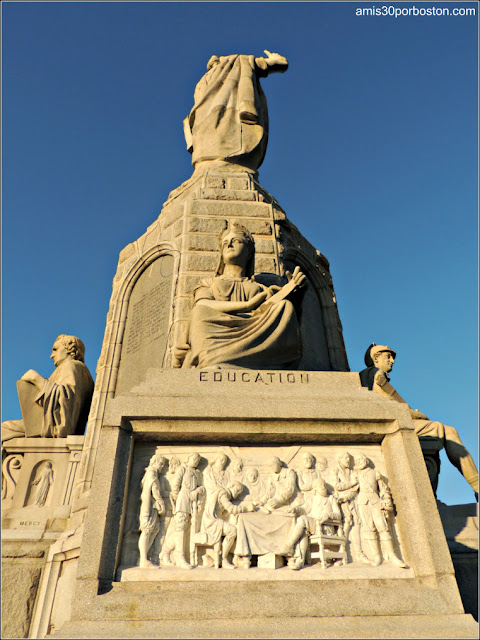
[234,512,296,556]
[199,487,241,546]
[2,358,94,440]
[36,359,94,438]
[183,55,270,171]
[184,276,302,370]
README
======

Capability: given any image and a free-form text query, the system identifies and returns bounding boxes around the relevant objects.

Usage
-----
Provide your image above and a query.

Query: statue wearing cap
[360,343,478,497]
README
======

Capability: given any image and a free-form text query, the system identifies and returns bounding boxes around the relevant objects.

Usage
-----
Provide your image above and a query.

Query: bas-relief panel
[116,254,174,394]
[118,444,406,574]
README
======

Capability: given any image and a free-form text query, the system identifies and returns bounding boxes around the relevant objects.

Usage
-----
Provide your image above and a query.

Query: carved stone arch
[282,247,348,372]
[108,244,180,396]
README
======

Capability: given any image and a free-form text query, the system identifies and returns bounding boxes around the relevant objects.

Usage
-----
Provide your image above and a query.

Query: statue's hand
[21,369,45,388]
[264,50,288,68]
[265,498,278,511]
[283,266,307,295]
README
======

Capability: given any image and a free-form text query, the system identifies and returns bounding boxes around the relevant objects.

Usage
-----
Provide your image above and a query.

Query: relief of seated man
[280,476,342,570]
[173,222,306,370]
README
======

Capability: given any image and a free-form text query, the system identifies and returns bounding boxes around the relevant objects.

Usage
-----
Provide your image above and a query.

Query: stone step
[51,614,478,639]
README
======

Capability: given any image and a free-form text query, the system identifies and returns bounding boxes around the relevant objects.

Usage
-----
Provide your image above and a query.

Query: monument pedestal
[52,372,476,638]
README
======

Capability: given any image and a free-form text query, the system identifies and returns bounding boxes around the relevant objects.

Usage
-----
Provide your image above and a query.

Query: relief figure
[334,452,369,564]
[160,453,205,569]
[138,452,166,568]
[281,476,342,570]
[196,481,255,569]
[354,453,407,568]
[32,462,54,507]
[204,453,231,492]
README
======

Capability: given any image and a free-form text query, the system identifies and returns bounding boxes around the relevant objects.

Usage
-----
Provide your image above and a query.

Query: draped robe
[184,276,302,370]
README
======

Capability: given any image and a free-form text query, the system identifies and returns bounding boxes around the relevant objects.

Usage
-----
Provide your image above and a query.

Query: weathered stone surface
[185,234,221,252]
[199,188,258,201]
[183,253,218,273]
[254,256,277,273]
[51,614,479,639]
[190,199,272,219]
[187,217,272,236]
[1,560,42,638]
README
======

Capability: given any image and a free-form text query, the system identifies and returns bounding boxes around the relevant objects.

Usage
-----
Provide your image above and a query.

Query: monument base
[54,613,477,639]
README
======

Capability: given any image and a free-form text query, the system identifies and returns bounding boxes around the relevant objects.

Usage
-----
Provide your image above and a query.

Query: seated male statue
[2,334,94,441]
[360,343,478,497]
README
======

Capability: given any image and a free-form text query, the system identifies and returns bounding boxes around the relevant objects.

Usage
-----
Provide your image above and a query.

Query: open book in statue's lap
[174,222,306,370]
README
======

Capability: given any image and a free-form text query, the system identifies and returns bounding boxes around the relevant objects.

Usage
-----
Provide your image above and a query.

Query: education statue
[2,334,94,442]
[360,343,478,497]
[173,222,306,370]
[183,50,288,173]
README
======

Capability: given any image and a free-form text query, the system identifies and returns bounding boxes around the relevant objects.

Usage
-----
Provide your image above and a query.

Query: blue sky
[2,1,478,505]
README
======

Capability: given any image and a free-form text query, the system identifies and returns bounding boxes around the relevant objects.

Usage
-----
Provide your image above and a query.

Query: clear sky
[2,1,478,505]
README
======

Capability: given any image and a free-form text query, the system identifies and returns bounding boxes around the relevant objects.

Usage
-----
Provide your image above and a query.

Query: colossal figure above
[184,50,288,173]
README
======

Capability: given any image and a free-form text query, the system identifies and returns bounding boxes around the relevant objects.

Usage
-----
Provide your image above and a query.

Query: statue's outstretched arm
[255,50,289,75]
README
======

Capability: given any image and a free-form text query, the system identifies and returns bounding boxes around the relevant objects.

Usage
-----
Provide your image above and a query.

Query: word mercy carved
[199,371,310,384]
[118,445,406,576]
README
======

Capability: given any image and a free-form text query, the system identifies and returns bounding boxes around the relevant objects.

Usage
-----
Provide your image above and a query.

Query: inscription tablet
[116,254,174,393]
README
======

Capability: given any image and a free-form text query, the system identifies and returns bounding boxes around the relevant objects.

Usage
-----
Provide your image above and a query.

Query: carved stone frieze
[118,444,407,576]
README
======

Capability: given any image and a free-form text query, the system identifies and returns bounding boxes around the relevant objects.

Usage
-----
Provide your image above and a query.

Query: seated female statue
[174,222,306,370]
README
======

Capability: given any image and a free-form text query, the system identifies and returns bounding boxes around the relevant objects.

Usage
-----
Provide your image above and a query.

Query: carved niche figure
[160,453,205,570]
[353,453,407,568]
[184,51,288,174]
[334,452,369,564]
[2,335,94,442]
[174,223,306,370]
[204,453,231,492]
[138,452,166,569]
[231,457,245,483]
[259,456,297,514]
[360,343,478,496]
[296,451,321,513]
[244,467,268,507]
[197,481,255,569]
[32,462,54,507]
